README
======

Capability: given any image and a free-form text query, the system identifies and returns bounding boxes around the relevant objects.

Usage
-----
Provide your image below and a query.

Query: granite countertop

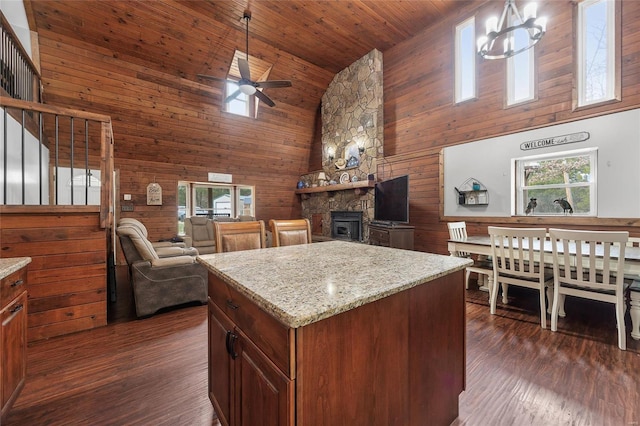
[0,257,32,280]
[198,240,472,328]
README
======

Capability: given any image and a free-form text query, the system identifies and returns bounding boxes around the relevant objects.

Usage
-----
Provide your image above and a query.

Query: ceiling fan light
[239,84,256,95]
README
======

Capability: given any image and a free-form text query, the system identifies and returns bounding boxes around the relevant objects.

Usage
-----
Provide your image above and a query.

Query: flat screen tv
[374,175,409,224]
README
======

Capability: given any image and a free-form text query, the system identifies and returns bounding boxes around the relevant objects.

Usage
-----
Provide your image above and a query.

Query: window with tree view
[515,149,597,216]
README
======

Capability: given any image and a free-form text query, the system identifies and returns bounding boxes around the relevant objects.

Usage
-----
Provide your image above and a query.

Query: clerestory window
[576,0,620,108]
[454,17,476,104]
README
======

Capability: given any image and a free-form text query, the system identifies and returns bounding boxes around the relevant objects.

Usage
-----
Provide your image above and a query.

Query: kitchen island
[198,240,472,426]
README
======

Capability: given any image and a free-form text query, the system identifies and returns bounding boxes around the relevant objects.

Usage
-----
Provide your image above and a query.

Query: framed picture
[147,182,162,205]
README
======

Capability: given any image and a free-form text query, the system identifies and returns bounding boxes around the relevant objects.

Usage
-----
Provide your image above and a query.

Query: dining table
[448,235,640,341]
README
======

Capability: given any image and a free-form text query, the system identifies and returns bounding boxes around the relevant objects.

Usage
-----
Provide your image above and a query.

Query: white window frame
[177,181,255,234]
[576,0,619,108]
[506,14,536,106]
[454,17,476,104]
[512,148,597,216]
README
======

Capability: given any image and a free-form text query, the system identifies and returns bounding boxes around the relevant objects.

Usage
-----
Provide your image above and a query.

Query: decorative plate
[339,172,350,184]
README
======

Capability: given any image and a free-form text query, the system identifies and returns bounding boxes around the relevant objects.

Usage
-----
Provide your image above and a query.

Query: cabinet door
[236,329,294,426]
[208,300,234,426]
[1,291,27,415]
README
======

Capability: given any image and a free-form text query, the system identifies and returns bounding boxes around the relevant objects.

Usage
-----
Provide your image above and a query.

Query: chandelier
[477,0,547,60]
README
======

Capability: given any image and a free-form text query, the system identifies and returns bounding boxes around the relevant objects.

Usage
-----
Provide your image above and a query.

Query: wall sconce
[327,145,335,161]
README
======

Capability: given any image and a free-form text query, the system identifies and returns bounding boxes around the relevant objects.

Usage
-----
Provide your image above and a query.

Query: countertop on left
[0,257,32,279]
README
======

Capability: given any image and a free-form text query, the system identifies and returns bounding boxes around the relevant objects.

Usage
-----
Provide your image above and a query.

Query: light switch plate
[121,205,134,212]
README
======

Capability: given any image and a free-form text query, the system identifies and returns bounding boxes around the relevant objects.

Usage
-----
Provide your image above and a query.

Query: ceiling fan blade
[238,58,251,81]
[256,80,292,89]
[224,89,242,103]
[197,74,229,83]
[254,90,275,107]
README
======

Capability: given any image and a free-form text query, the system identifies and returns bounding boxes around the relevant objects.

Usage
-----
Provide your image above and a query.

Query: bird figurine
[554,198,573,215]
[525,198,537,215]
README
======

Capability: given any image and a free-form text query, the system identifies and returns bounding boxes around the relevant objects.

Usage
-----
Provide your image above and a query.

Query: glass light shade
[536,17,547,33]
[477,35,488,52]
[523,3,537,21]
[239,84,256,95]
[486,16,499,34]
[327,145,336,159]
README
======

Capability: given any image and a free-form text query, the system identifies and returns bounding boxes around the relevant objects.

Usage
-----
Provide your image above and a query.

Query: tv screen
[374,175,409,224]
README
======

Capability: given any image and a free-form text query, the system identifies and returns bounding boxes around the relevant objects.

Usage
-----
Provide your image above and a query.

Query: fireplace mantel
[295,180,374,198]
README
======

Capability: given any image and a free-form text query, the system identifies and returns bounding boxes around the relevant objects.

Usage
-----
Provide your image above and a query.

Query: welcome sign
[520,131,590,151]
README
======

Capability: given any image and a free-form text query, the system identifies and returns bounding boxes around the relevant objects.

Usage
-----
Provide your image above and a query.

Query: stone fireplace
[298,49,383,243]
[331,211,363,241]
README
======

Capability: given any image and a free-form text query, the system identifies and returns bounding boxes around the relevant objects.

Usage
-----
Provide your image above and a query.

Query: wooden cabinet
[1,265,28,423]
[208,274,294,426]
[369,223,415,250]
[207,268,465,426]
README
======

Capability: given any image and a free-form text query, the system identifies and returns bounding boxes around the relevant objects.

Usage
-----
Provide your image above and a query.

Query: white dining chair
[447,222,495,294]
[488,226,553,328]
[549,228,629,350]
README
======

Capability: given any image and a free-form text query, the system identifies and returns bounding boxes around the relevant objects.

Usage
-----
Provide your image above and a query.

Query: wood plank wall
[31,0,335,253]
[382,0,640,255]
[0,207,107,342]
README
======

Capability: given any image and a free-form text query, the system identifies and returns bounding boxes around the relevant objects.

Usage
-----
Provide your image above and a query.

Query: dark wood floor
[5,267,639,425]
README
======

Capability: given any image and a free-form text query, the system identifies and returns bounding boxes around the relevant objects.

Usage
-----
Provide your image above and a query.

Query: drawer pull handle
[10,304,24,314]
[225,330,238,359]
[226,299,239,310]
[11,279,24,288]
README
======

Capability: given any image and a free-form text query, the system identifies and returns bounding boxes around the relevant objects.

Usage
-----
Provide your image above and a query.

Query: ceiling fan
[197,10,292,107]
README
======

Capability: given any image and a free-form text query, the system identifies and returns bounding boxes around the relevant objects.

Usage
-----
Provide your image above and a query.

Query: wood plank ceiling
[27,0,469,91]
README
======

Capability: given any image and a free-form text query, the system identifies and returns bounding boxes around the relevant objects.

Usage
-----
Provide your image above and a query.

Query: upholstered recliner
[116,224,207,318]
[183,216,218,254]
[118,218,198,258]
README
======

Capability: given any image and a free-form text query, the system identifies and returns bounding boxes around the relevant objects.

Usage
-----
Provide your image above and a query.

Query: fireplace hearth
[331,211,363,242]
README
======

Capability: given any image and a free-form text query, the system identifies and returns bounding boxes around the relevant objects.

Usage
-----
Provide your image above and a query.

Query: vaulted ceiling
[26,0,471,91]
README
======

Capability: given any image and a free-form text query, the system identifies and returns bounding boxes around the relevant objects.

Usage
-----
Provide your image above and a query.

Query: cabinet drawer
[370,228,390,246]
[208,273,293,378]
[1,268,27,308]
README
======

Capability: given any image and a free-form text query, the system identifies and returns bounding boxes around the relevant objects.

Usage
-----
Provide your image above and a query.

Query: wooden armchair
[214,220,267,253]
[269,219,312,247]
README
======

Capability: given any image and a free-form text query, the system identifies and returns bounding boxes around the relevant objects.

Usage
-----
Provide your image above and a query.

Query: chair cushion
[278,229,309,246]
[221,234,262,252]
